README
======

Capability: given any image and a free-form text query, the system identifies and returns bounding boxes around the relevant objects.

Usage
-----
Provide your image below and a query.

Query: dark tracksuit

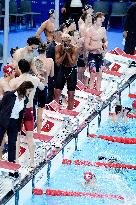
[46,41,60,103]
[61,0,87,26]
[124,3,136,55]
[0,91,28,163]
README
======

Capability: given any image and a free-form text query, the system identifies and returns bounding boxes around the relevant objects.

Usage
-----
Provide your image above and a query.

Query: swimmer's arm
[36,22,47,37]
[102,29,108,51]
[9,78,18,90]
[55,46,67,65]
[50,60,54,77]
[115,93,120,106]
[109,113,116,122]
[37,77,45,90]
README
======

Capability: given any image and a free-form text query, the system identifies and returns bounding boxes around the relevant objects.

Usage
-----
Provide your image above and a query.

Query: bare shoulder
[41,20,47,27]
[55,44,62,51]
[0,77,4,84]
[10,77,18,84]
[13,47,24,58]
[73,45,79,53]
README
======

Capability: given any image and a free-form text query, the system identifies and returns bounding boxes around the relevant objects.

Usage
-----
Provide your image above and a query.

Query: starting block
[76,80,101,96]
[41,120,54,132]
[59,109,79,117]
[33,133,53,160]
[0,160,21,173]
[102,68,122,77]
[33,133,53,142]
[111,63,121,72]
[47,100,79,117]
[47,100,60,112]
[0,160,21,193]
[113,47,126,56]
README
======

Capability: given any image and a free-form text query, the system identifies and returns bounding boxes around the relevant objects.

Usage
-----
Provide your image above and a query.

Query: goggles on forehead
[66,19,75,27]
[84,4,92,11]
[48,9,55,16]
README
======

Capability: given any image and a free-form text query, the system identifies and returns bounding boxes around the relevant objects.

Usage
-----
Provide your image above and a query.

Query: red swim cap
[84,172,95,183]
[3,65,15,76]
[132,100,136,109]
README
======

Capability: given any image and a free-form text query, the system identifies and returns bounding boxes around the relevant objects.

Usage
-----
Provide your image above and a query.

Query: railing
[2,74,136,205]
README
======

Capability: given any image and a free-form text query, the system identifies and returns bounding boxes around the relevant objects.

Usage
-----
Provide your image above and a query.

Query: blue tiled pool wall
[6,78,136,205]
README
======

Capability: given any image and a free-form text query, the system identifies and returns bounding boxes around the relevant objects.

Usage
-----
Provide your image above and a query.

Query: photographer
[54,34,79,110]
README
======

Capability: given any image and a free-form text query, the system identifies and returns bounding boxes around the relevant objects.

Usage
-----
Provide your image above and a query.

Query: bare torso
[86,25,106,54]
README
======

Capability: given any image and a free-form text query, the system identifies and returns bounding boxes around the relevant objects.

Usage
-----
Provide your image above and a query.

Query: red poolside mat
[0,160,21,171]
[84,88,102,96]
[111,63,121,72]
[113,48,125,56]
[33,133,53,142]
[102,69,122,77]
[59,109,79,117]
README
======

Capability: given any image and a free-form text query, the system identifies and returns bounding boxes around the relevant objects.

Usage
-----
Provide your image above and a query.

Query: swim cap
[84,4,92,11]
[65,19,75,27]
[132,100,136,109]
[84,172,95,183]
[3,65,15,76]
[48,9,55,16]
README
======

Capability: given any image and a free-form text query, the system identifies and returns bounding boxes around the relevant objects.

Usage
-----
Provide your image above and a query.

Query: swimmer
[98,155,127,174]
[36,9,55,44]
[85,14,108,91]
[11,36,41,77]
[98,155,119,163]
[83,171,96,188]
[110,105,131,122]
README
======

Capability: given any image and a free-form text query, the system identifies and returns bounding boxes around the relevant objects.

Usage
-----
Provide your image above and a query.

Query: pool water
[23,97,136,205]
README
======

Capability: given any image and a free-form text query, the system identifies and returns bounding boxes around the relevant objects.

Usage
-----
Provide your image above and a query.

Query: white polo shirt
[10,92,25,119]
[70,0,82,7]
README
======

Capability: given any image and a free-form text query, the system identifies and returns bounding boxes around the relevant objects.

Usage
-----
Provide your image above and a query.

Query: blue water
[23,95,136,205]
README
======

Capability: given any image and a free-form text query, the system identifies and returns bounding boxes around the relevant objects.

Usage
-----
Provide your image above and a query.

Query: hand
[123,31,128,39]
[37,74,45,82]
[61,7,66,13]
[64,46,70,53]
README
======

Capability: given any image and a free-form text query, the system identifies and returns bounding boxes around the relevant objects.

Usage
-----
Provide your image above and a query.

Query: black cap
[48,9,55,16]
[65,19,75,27]
[84,4,92,11]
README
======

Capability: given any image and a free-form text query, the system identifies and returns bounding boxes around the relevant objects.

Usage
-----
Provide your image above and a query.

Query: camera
[64,42,67,48]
